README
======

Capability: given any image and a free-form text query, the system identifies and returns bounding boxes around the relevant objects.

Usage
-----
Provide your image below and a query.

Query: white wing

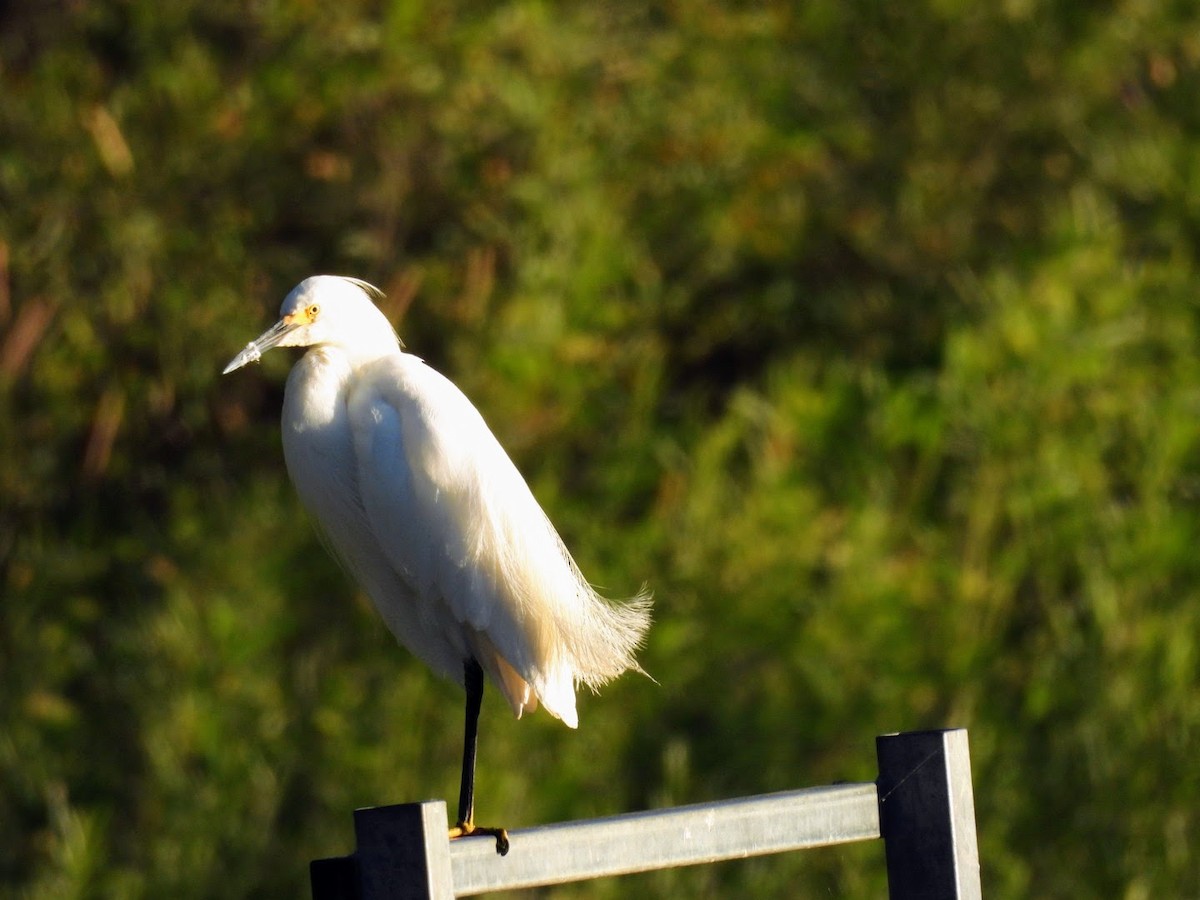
[347,354,613,725]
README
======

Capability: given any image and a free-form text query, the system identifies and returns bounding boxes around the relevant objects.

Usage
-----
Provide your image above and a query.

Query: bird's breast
[281,350,362,524]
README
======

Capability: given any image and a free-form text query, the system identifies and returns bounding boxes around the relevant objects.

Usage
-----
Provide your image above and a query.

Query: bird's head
[223,275,400,374]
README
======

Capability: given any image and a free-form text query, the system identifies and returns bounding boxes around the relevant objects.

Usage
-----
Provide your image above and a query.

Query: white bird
[223,275,652,853]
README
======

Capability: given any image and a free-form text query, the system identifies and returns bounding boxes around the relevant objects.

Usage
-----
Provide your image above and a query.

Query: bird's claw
[449,821,510,856]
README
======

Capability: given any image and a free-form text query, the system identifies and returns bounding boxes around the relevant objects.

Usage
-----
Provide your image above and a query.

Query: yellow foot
[449,821,510,856]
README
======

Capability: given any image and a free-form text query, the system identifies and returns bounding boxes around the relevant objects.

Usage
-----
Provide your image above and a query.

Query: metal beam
[449,782,880,895]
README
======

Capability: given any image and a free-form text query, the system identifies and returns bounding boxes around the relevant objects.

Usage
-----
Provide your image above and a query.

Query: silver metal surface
[945,730,982,899]
[448,782,881,895]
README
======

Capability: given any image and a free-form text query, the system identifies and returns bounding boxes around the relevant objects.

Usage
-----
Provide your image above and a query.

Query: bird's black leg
[456,657,484,829]
[448,657,510,855]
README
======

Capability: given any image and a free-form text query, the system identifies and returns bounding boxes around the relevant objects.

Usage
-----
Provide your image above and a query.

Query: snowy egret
[223,275,652,854]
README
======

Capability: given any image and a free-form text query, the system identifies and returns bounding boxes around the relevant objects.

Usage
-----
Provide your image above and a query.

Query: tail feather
[568,584,653,690]
[468,452,654,724]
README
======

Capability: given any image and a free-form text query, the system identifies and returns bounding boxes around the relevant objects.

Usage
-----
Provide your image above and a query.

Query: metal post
[311,801,455,900]
[309,855,359,900]
[876,729,982,899]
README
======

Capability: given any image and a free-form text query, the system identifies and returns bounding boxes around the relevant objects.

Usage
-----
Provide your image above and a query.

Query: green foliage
[3,1,1199,896]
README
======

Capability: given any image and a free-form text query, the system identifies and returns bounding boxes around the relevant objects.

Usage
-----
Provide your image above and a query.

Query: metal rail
[311,728,981,899]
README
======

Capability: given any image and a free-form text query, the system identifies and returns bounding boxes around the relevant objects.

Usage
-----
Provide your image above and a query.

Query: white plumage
[224,275,651,849]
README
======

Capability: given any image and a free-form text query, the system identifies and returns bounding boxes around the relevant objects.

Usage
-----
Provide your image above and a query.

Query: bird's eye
[307,303,320,319]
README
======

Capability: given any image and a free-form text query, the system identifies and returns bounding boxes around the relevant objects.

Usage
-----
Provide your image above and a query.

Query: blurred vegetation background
[2,1,1199,896]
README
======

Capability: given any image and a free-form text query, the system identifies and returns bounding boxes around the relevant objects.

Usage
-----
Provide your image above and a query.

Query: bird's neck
[285,348,353,431]
[333,327,401,370]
